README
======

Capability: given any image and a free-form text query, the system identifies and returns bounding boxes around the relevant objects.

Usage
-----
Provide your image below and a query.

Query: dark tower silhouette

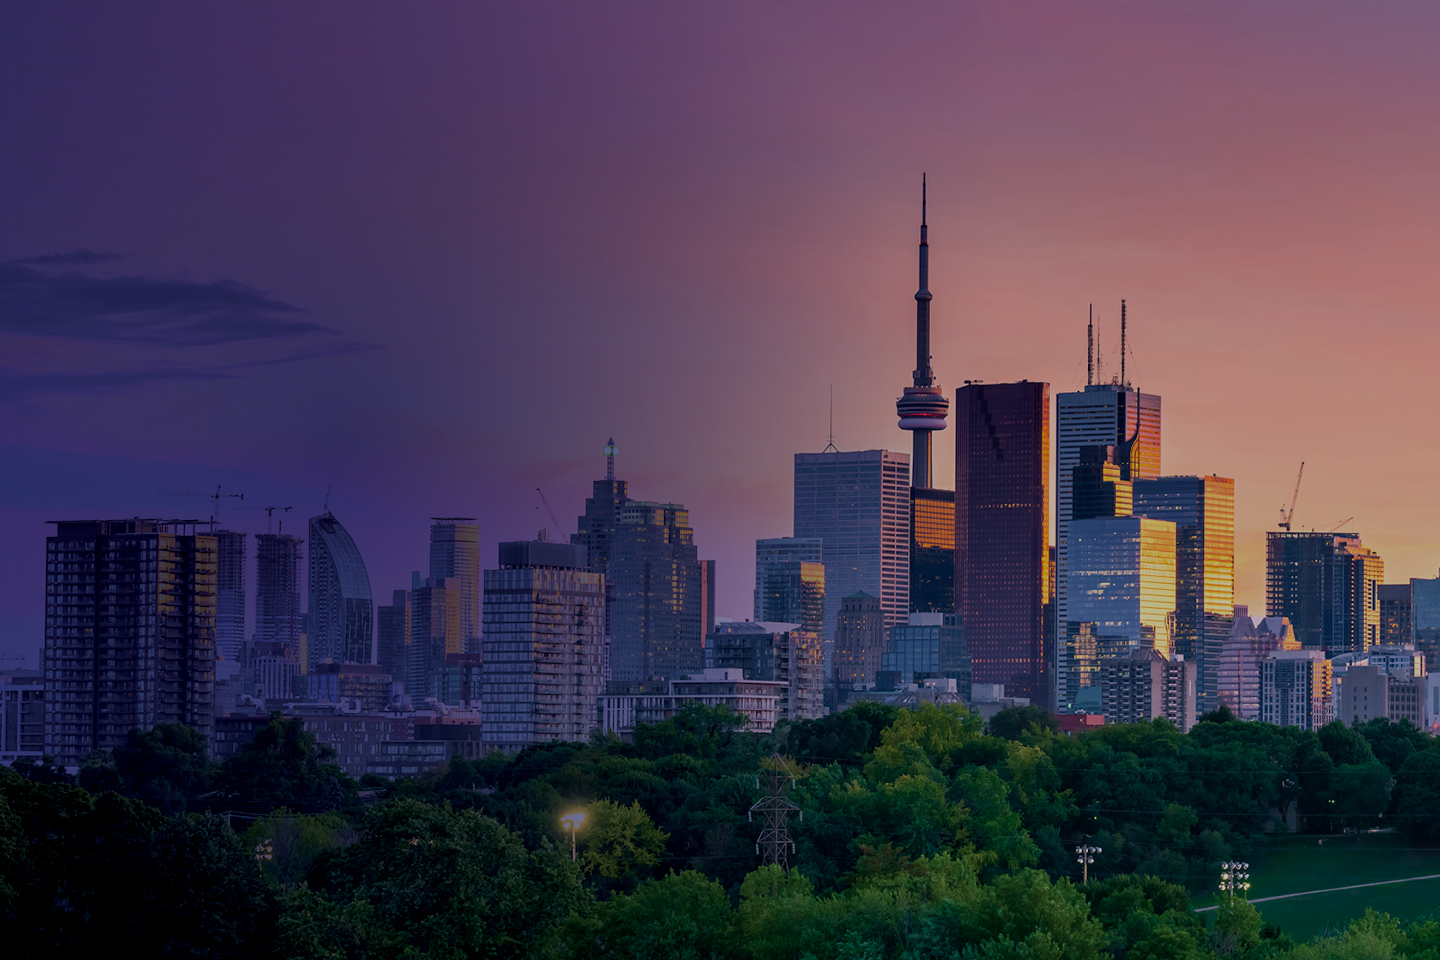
[895,176,949,487]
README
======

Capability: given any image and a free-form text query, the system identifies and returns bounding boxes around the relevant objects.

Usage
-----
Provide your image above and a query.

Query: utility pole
[1076,843,1102,884]
[749,753,802,871]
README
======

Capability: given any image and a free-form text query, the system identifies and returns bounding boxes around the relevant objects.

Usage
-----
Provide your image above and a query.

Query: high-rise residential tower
[794,450,911,638]
[481,539,605,752]
[307,512,375,668]
[429,519,480,652]
[408,573,463,701]
[833,591,886,688]
[1133,476,1235,714]
[1266,531,1383,655]
[253,533,302,650]
[572,442,705,681]
[376,588,409,692]
[215,530,246,679]
[1055,313,1161,706]
[43,520,217,768]
[954,381,1050,706]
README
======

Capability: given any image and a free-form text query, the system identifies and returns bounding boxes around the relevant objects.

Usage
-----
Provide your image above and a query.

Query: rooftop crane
[1323,517,1354,534]
[536,487,567,540]
[1278,462,1304,531]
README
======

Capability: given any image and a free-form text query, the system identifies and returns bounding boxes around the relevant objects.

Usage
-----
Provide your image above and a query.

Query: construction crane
[1323,517,1354,534]
[238,504,294,533]
[156,485,245,523]
[536,488,567,540]
[1278,463,1304,531]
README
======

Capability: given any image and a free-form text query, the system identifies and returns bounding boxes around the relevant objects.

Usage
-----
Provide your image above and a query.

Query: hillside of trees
[5,703,1440,958]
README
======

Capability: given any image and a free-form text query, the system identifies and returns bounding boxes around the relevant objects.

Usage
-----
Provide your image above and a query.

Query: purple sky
[5,2,1440,665]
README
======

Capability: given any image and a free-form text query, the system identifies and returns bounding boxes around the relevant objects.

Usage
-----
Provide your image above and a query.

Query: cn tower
[895,176,949,488]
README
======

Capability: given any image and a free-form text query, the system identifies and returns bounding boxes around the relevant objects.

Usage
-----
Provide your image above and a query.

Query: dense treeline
[5,703,1440,958]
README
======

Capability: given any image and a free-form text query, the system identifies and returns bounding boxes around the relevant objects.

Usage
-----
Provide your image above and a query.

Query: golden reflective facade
[910,488,954,614]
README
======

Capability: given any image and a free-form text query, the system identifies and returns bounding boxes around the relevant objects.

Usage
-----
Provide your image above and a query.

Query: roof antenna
[823,384,839,453]
[604,438,617,480]
[1086,304,1094,386]
[1120,298,1128,389]
[323,484,332,514]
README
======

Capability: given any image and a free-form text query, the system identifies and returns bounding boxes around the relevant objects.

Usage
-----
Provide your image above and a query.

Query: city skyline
[8,3,1440,666]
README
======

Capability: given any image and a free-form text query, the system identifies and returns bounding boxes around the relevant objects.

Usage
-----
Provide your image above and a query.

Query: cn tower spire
[896,175,949,489]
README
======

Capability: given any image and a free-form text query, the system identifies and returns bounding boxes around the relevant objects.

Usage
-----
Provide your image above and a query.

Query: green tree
[1319,720,1377,767]
[113,723,212,813]
[1392,745,1440,841]
[579,799,669,890]
[213,712,347,806]
[909,869,1105,960]
[579,871,732,960]
[281,800,589,960]
[1211,896,1263,956]
[988,705,1059,741]
[1356,718,1429,776]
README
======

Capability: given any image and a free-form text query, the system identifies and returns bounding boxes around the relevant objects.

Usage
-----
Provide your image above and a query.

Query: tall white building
[794,450,910,640]
[481,539,604,752]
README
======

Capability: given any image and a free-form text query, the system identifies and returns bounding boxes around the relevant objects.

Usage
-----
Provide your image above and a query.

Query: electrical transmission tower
[749,753,802,870]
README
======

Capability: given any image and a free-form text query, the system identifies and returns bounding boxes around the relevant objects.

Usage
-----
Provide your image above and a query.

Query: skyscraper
[376,588,410,693]
[1133,475,1235,714]
[754,537,823,621]
[1266,531,1383,655]
[572,442,705,681]
[954,381,1051,706]
[881,612,969,694]
[307,512,375,668]
[408,573,463,701]
[43,520,217,768]
[1065,516,1178,703]
[253,532,302,650]
[833,591,886,688]
[894,177,949,491]
[429,518,480,652]
[215,530,246,679]
[1055,320,1161,706]
[481,538,604,752]
[794,449,911,637]
[910,489,955,614]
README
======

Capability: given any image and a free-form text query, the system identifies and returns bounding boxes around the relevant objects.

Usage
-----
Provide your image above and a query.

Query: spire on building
[895,175,950,489]
[604,438,617,481]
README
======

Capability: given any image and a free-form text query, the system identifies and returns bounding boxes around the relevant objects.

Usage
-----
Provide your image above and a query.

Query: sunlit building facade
[955,381,1051,706]
[1260,649,1334,732]
[1133,475,1235,714]
[910,488,955,614]
[1064,516,1177,706]
[43,519,217,768]
[429,519,481,653]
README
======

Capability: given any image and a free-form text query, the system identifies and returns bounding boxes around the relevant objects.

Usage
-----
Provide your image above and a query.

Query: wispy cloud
[0,367,226,404]
[0,253,332,345]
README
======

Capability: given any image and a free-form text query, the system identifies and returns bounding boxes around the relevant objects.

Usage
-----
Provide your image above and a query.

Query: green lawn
[1198,834,1440,940]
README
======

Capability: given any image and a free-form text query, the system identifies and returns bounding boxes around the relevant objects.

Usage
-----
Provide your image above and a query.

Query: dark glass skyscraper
[573,441,704,681]
[1267,531,1383,655]
[253,532,302,650]
[214,530,246,680]
[910,488,955,614]
[954,381,1051,706]
[1133,475,1235,713]
[307,512,374,668]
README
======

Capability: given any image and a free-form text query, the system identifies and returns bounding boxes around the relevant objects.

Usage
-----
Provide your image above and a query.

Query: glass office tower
[1412,573,1440,663]
[880,612,969,694]
[1055,384,1160,705]
[1266,532,1383,655]
[754,537,823,621]
[794,449,911,639]
[954,381,1051,706]
[910,488,955,614]
[1133,475,1235,714]
[1065,516,1177,703]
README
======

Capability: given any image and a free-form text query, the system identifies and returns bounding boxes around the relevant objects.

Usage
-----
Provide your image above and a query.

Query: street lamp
[560,811,586,862]
[1219,860,1250,904]
[1076,844,1102,885]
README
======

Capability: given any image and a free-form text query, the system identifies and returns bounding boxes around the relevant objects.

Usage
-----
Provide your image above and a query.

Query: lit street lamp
[1219,860,1251,904]
[1076,844,1102,885]
[561,811,586,863]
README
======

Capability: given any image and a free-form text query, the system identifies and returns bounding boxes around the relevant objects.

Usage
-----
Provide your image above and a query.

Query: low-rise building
[308,662,397,713]
[707,622,823,721]
[598,668,786,741]
[1338,664,1422,727]
[1,670,44,766]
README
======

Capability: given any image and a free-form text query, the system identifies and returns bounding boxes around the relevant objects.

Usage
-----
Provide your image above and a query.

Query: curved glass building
[307,512,374,667]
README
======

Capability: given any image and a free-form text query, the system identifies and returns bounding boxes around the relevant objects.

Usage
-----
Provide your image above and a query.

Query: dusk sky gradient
[4,2,1440,665]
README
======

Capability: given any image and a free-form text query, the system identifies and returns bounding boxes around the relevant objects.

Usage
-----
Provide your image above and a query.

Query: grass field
[1196,834,1440,940]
